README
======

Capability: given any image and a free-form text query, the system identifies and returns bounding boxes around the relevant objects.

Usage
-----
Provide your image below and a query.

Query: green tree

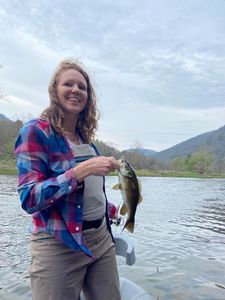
[170,157,186,172]
[0,119,23,159]
[187,150,214,174]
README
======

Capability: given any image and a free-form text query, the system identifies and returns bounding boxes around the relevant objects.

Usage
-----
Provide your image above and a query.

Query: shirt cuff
[57,169,82,194]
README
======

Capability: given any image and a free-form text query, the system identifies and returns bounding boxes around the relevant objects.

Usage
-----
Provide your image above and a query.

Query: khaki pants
[30,220,121,300]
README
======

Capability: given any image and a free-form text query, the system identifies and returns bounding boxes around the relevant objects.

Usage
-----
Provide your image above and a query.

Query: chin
[64,107,84,116]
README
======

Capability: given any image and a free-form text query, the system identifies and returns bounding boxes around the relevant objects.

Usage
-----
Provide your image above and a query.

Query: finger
[112,159,120,169]
[109,157,119,167]
[110,163,119,172]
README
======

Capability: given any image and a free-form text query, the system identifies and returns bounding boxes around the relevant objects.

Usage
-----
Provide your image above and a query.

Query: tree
[170,157,187,172]
[0,119,23,159]
[212,159,225,174]
[94,139,121,159]
[188,150,214,174]
[130,139,145,152]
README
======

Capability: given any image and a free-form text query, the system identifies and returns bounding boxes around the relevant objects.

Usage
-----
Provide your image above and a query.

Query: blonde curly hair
[41,59,100,143]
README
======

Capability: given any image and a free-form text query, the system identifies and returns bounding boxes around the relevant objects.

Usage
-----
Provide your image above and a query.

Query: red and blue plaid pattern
[15,118,113,257]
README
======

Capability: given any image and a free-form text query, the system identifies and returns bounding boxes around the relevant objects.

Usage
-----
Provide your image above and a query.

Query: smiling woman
[57,69,88,116]
[42,59,99,144]
[56,68,89,144]
[14,59,121,300]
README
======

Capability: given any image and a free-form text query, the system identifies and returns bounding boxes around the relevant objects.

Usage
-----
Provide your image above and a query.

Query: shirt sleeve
[15,123,80,214]
[107,202,117,219]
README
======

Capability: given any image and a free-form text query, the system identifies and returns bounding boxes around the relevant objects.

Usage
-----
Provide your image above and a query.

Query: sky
[0,0,225,151]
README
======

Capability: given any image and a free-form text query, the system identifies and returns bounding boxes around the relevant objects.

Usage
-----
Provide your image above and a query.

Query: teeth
[68,98,80,102]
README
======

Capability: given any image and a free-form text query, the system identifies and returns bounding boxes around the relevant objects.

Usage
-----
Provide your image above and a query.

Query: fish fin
[120,204,128,215]
[138,179,142,193]
[112,183,122,190]
[138,194,143,204]
[122,220,134,233]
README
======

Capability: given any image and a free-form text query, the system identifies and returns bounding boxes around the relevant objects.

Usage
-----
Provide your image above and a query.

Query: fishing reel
[109,204,124,227]
[110,216,124,227]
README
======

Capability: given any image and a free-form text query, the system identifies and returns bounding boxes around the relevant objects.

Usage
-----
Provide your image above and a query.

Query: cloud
[98,103,225,150]
[2,94,42,121]
[1,0,225,151]
[0,26,72,110]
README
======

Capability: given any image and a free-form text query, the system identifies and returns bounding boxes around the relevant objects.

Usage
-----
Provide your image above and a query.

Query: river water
[0,175,225,300]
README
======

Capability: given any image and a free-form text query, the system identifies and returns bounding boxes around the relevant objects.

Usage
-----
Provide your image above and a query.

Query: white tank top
[68,140,106,221]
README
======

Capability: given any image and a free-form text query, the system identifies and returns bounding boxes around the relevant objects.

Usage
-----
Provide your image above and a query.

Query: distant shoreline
[1,163,225,178]
[110,170,225,179]
[0,160,17,175]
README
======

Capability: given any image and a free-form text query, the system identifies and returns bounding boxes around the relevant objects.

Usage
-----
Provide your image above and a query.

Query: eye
[78,83,87,91]
[63,81,73,87]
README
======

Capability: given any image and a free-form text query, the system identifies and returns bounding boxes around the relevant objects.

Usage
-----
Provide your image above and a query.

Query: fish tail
[122,219,135,233]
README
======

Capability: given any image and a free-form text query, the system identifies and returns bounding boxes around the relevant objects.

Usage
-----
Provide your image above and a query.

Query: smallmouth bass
[113,159,142,233]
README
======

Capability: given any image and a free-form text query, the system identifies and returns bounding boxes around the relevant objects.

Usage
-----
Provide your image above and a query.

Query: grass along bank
[110,169,225,179]
[0,160,17,175]
[1,161,225,178]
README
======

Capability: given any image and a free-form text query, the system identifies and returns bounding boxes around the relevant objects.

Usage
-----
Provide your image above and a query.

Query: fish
[113,158,142,233]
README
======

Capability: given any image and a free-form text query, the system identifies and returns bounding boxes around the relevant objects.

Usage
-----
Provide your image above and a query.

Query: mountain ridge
[0,114,224,165]
[129,125,225,162]
[0,113,10,121]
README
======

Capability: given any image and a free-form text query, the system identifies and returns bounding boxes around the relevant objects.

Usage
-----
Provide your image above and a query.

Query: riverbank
[110,170,225,178]
[1,161,225,178]
[134,170,225,179]
[0,161,17,175]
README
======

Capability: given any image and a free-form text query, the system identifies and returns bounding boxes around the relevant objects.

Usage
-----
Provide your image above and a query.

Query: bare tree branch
[131,139,145,150]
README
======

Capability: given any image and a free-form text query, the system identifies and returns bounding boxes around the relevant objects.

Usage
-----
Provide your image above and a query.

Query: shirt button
[50,200,54,203]
[77,205,81,209]
[75,227,79,231]
[68,186,72,191]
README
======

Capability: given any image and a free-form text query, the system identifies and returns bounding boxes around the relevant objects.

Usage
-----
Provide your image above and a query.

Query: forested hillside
[0,120,158,170]
[0,114,224,175]
[94,140,159,170]
[0,119,23,159]
[154,125,225,162]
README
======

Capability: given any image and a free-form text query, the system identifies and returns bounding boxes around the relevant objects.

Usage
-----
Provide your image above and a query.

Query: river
[0,175,225,299]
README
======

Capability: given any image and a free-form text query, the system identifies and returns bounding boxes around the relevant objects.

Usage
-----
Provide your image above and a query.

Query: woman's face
[56,68,88,116]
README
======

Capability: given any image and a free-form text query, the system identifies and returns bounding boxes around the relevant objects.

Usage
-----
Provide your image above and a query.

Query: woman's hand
[73,156,119,182]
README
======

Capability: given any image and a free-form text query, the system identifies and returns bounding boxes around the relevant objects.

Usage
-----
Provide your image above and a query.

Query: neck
[62,114,79,134]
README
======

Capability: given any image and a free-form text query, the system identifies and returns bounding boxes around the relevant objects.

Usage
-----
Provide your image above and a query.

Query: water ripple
[1,175,225,299]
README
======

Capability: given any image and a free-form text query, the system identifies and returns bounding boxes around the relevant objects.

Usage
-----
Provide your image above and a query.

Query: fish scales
[113,159,142,233]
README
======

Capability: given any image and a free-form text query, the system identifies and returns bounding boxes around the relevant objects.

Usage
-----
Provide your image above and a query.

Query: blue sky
[1,0,225,151]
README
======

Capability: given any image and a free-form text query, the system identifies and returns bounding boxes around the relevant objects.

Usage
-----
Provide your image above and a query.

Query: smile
[67,97,80,102]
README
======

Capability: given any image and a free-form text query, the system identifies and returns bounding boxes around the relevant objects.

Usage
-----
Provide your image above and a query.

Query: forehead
[58,68,87,84]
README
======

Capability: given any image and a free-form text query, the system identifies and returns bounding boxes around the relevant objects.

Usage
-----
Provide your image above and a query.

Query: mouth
[67,97,81,102]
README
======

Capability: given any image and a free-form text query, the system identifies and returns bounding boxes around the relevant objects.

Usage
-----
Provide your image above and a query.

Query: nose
[71,84,80,94]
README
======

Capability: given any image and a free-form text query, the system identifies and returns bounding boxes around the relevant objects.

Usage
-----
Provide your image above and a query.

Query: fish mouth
[118,158,134,177]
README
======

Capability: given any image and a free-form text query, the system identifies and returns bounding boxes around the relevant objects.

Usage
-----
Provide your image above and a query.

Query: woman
[15,59,121,300]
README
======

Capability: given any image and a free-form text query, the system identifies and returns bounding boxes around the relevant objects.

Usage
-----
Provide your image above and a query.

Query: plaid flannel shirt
[15,118,113,257]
